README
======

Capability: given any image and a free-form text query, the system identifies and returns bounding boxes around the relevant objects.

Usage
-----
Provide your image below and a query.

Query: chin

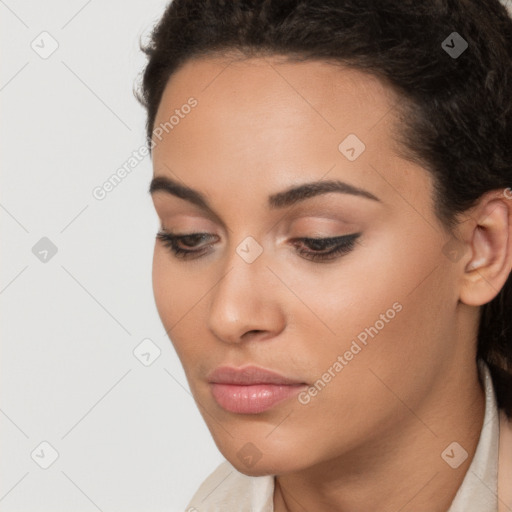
[221,444,307,477]
[227,457,286,477]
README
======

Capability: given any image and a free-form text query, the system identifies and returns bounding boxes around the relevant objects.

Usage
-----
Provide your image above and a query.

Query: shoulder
[184,459,275,512]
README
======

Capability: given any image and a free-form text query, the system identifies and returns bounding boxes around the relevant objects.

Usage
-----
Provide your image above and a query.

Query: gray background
[1,1,223,511]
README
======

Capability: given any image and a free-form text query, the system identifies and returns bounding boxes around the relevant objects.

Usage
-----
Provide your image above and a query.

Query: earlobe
[459,195,512,307]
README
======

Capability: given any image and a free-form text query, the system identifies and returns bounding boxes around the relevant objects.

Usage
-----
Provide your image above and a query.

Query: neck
[273,361,486,512]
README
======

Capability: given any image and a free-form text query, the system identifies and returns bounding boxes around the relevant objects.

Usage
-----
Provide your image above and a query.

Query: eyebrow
[148,175,380,215]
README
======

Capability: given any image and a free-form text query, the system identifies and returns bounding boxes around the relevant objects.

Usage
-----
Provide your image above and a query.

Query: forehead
[153,54,398,143]
[151,54,430,215]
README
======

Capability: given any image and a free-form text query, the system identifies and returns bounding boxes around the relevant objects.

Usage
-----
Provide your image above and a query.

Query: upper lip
[207,365,306,385]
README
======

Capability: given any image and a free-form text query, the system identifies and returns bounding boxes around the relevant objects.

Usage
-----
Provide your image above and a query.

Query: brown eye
[291,233,361,262]
[156,231,216,259]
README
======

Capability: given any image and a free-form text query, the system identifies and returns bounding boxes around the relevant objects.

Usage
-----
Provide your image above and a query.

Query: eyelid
[156,204,361,234]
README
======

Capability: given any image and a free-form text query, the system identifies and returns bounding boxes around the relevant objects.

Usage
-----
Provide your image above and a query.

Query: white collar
[447,359,499,511]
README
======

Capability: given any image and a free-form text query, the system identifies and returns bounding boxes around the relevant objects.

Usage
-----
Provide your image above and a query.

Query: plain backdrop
[1,1,224,511]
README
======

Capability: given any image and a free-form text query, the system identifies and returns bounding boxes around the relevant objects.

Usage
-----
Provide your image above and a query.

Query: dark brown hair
[136,0,512,417]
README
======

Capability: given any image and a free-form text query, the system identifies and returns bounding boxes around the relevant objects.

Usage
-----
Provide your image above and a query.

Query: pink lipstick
[207,365,307,414]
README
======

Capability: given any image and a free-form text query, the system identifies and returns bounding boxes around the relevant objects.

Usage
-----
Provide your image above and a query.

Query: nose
[206,249,286,345]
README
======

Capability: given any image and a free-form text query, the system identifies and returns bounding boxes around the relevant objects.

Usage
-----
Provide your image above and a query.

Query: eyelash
[155,230,361,262]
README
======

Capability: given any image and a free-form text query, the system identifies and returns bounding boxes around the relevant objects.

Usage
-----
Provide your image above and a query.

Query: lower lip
[210,383,307,414]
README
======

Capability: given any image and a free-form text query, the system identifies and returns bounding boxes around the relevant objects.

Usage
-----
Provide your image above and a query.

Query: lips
[207,365,308,414]
[207,364,306,386]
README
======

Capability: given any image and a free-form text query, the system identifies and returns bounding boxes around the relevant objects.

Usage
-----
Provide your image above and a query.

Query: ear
[457,189,512,307]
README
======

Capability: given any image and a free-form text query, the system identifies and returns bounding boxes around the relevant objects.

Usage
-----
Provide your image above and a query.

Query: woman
[136,0,512,510]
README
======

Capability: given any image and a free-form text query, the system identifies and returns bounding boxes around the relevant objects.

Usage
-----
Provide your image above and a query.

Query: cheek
[151,246,211,363]
[287,226,449,377]
[152,246,193,340]
[152,245,169,318]
[152,245,196,316]
[265,234,449,449]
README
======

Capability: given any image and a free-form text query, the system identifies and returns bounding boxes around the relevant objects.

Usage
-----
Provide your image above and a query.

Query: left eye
[155,231,361,262]
[292,234,361,261]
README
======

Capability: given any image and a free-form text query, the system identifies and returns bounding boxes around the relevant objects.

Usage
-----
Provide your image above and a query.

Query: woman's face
[150,55,467,475]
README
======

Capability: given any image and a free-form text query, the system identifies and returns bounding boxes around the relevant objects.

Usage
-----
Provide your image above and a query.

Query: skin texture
[149,55,512,512]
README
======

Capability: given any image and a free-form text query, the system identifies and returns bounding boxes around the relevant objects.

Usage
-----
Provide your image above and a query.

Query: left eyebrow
[148,175,381,216]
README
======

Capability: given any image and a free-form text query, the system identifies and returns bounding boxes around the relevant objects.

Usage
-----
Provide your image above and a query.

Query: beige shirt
[185,360,501,511]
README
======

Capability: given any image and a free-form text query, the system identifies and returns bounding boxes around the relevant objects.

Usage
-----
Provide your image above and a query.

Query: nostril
[243,330,264,339]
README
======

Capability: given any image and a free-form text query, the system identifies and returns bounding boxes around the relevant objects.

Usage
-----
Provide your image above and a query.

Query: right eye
[156,230,216,259]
